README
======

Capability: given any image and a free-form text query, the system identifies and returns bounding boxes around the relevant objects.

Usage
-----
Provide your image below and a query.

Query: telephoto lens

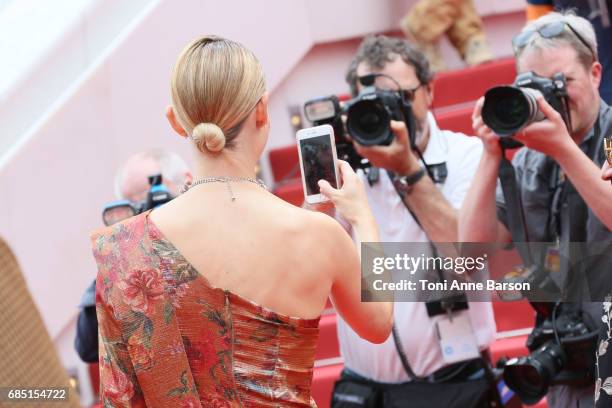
[482,87,543,137]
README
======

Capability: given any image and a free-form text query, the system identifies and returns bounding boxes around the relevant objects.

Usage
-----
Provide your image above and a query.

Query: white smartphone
[296,124,340,204]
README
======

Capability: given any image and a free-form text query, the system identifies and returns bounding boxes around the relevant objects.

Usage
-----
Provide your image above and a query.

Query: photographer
[331,35,497,408]
[459,11,612,408]
[74,149,191,363]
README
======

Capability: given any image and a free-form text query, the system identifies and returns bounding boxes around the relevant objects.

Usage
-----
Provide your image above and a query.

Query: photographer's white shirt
[336,112,496,382]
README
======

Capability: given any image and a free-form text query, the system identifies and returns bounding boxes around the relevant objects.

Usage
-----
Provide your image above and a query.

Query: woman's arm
[319,161,393,344]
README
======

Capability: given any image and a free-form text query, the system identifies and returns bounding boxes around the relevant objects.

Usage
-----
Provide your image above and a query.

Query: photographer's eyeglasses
[363,73,423,102]
[512,21,596,62]
[400,84,423,102]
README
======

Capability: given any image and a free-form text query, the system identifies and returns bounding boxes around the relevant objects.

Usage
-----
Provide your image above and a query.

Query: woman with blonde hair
[92,35,392,407]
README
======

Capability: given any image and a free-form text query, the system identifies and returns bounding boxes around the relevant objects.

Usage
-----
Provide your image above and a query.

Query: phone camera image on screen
[300,134,337,195]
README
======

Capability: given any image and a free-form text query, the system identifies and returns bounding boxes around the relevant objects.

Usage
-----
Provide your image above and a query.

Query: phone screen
[299,134,337,195]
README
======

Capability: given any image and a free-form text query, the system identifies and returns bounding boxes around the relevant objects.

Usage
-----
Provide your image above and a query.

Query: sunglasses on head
[512,21,596,61]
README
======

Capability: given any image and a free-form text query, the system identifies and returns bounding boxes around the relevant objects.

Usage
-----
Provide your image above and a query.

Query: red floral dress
[92,211,320,407]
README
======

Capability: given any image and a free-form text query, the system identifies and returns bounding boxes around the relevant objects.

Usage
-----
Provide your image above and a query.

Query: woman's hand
[318,160,374,228]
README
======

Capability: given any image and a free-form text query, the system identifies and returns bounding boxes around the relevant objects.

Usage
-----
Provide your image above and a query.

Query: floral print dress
[92,211,320,407]
[596,296,612,407]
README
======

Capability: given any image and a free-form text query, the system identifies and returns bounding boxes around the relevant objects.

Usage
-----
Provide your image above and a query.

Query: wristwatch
[392,168,426,198]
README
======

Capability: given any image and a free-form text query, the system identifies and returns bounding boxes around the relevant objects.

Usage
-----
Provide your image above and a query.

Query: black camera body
[482,71,571,148]
[303,74,416,169]
[102,174,173,226]
[303,95,364,170]
[502,302,598,405]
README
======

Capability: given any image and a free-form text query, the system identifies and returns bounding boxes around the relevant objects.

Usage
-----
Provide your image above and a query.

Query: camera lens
[503,342,566,405]
[346,98,392,146]
[102,202,137,226]
[482,86,539,137]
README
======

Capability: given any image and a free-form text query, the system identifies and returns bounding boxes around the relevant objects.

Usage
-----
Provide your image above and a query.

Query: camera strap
[557,119,600,299]
[498,149,567,305]
[391,323,426,381]
[387,168,473,382]
[498,151,534,266]
[398,96,441,183]
[386,167,440,381]
[386,169,446,284]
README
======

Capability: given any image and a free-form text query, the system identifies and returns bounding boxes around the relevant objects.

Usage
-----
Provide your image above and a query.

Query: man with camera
[75,149,191,363]
[327,34,497,408]
[460,11,612,408]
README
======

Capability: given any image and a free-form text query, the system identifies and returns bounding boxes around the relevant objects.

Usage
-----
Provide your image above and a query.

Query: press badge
[436,313,479,364]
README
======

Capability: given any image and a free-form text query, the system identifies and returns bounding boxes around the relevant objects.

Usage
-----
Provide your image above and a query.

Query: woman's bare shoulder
[268,197,344,236]
[280,207,351,263]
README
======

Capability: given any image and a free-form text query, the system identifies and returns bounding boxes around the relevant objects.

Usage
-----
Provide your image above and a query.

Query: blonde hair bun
[192,123,226,152]
[170,36,266,153]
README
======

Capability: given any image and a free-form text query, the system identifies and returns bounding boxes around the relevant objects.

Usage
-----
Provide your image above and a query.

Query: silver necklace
[181,176,267,201]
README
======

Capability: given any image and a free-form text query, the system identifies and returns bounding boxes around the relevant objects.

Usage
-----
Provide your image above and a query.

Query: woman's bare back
[149,183,341,319]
